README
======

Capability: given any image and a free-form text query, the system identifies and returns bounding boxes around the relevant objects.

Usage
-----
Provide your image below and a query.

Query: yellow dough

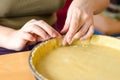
[30,35,120,80]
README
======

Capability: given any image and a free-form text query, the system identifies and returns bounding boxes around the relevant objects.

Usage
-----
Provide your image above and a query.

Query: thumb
[60,23,69,34]
[61,9,72,34]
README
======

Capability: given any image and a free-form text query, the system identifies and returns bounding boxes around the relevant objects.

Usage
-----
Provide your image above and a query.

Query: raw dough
[36,44,120,80]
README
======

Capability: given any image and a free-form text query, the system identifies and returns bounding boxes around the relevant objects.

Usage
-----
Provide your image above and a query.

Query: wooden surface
[0,51,35,80]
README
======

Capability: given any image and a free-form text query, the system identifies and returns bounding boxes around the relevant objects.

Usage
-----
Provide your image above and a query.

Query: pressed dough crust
[31,35,120,80]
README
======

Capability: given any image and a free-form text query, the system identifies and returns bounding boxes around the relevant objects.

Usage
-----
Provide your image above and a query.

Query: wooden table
[0,51,36,80]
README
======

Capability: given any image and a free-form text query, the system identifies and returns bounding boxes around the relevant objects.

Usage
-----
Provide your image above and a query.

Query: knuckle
[38,20,45,24]
[29,25,35,30]
[27,19,37,23]
[30,19,36,22]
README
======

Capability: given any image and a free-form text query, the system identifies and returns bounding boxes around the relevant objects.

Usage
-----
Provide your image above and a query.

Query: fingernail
[52,34,56,38]
[67,36,72,44]
[57,34,62,38]
[80,37,85,41]
[62,39,66,46]
[46,36,50,39]
[58,35,62,38]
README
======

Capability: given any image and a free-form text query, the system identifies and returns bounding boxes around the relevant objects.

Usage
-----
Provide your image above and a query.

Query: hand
[8,19,61,51]
[61,0,94,45]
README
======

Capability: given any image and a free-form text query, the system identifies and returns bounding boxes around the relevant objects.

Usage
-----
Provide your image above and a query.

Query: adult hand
[8,19,61,50]
[61,0,94,45]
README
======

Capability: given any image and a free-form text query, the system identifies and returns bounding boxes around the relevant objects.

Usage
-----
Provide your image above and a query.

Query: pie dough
[30,35,120,80]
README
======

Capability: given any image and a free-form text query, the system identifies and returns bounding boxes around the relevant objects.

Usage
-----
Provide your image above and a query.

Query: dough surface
[36,44,120,80]
[31,35,120,80]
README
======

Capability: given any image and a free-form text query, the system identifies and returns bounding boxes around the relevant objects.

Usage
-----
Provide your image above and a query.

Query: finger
[28,34,38,45]
[35,20,62,38]
[65,9,82,44]
[61,10,72,34]
[30,24,50,40]
[37,35,51,42]
[62,10,81,45]
[62,37,68,46]
[73,18,92,40]
[22,32,36,42]
[80,25,94,41]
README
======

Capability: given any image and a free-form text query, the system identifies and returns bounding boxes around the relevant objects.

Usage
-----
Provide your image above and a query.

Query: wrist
[72,0,94,14]
[73,0,109,15]
[0,28,17,49]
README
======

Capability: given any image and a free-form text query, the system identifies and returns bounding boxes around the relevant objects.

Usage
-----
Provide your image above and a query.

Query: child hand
[8,19,61,50]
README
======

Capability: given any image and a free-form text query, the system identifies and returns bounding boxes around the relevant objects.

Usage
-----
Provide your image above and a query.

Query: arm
[0,26,16,49]
[61,0,109,45]
[73,0,110,14]
[94,0,109,14]
[94,14,120,35]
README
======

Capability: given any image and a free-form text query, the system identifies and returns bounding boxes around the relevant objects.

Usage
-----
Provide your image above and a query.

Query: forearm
[92,0,109,14]
[0,25,16,48]
[94,14,120,35]
[73,0,110,14]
